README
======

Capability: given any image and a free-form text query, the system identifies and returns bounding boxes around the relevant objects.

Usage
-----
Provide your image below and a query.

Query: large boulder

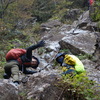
[0,80,19,100]
[59,32,96,55]
[22,70,62,100]
[72,11,90,29]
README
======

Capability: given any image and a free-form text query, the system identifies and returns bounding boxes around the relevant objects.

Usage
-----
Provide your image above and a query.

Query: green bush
[77,54,93,60]
[90,1,100,22]
[32,0,56,22]
[57,72,100,100]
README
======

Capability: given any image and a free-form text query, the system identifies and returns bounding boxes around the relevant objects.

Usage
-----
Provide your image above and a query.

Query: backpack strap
[17,57,31,66]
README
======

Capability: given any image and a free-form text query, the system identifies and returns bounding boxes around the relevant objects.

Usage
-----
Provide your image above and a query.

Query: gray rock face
[24,71,61,100]
[82,59,100,84]
[1,9,100,100]
[59,32,96,55]
[0,80,18,100]
[93,32,100,69]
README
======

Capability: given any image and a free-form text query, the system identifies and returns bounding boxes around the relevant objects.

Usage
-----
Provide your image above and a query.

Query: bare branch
[0,0,16,18]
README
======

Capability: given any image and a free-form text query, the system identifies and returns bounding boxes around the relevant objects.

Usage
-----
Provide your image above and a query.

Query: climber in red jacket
[89,0,94,5]
[83,0,94,10]
[3,40,45,85]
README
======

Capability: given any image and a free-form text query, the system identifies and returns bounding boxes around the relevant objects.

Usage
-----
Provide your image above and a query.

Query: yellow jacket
[62,55,85,73]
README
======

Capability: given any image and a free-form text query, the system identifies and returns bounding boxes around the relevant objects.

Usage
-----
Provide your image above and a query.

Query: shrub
[90,1,100,22]
[57,72,100,100]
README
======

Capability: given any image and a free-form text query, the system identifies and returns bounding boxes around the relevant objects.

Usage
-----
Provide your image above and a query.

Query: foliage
[31,0,77,23]
[0,0,35,38]
[0,67,4,78]
[0,0,83,31]
[77,54,93,60]
[32,0,56,22]
[57,72,100,100]
[19,91,28,100]
[31,23,41,34]
[90,1,100,22]
[0,49,6,78]
[59,49,71,54]
[97,21,100,29]
[21,23,41,42]
[52,0,73,22]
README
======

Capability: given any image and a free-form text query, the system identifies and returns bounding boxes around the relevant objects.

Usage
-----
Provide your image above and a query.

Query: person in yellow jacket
[56,53,85,75]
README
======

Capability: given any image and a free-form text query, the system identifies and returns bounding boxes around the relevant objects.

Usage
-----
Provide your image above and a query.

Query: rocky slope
[0,10,100,100]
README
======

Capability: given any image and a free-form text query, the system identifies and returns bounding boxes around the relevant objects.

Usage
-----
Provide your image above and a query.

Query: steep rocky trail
[0,10,100,100]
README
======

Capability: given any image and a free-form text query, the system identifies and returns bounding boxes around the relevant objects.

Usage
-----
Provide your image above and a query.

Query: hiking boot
[3,73,10,79]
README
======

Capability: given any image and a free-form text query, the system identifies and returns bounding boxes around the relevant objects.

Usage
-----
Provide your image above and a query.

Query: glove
[3,73,10,79]
[62,63,73,69]
[37,40,45,47]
